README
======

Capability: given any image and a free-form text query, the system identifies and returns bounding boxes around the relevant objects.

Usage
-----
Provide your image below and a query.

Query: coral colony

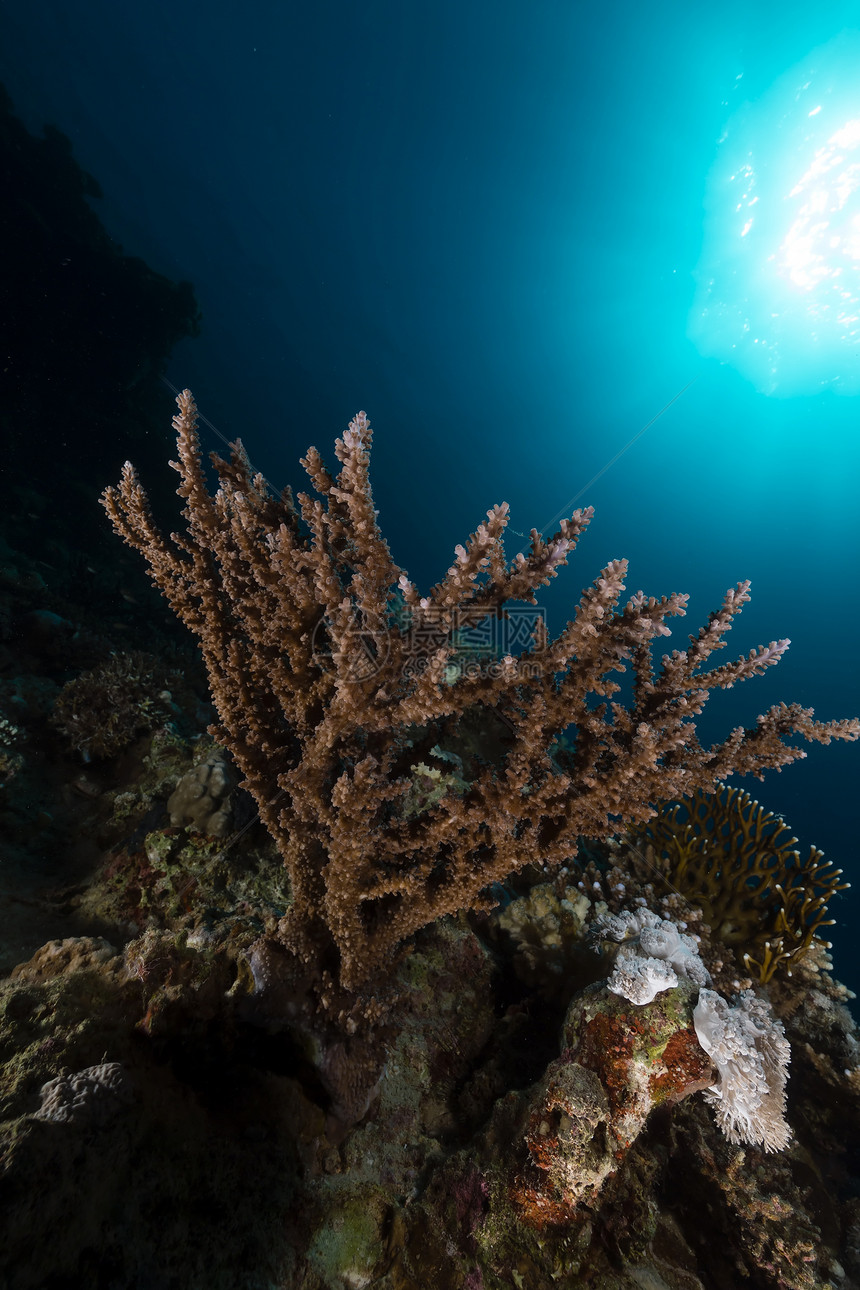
[101,390,858,992]
[98,388,859,1202]
[629,785,850,982]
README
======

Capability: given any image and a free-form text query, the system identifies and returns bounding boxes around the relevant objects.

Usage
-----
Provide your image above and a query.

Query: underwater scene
[1,2,859,1287]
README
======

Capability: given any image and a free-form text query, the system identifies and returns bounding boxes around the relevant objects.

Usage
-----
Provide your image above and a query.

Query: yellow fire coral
[630,786,848,982]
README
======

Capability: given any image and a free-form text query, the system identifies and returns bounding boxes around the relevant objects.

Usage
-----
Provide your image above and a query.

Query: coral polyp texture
[101,390,859,990]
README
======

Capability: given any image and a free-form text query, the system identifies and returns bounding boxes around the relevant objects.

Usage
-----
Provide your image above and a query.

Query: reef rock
[514,976,713,1223]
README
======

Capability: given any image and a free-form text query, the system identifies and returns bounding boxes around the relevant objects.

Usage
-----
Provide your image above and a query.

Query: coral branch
[101,392,860,988]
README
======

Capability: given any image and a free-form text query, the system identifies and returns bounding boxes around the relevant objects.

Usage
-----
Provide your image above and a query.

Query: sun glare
[690,32,860,396]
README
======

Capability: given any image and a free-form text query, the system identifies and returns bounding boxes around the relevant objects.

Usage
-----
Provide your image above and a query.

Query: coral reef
[2,853,859,1288]
[101,390,859,990]
[0,112,856,1286]
[513,972,713,1223]
[0,934,302,1290]
[585,908,791,1156]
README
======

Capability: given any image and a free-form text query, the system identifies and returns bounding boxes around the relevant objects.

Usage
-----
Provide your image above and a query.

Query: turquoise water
[2,0,858,988]
[693,29,860,396]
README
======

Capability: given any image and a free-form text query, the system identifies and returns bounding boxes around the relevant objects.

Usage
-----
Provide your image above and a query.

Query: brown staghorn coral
[101,390,859,990]
[626,786,848,983]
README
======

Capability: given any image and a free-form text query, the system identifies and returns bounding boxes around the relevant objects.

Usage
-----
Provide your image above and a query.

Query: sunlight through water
[690,31,860,396]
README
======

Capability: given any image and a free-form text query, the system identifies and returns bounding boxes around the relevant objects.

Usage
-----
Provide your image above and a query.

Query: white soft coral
[592,907,711,1004]
[693,987,791,1153]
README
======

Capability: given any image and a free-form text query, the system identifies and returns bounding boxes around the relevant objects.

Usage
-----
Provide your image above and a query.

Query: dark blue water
[3,0,858,992]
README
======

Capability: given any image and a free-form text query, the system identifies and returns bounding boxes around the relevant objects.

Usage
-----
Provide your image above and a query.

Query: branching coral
[53,651,175,760]
[627,786,848,982]
[101,391,859,990]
